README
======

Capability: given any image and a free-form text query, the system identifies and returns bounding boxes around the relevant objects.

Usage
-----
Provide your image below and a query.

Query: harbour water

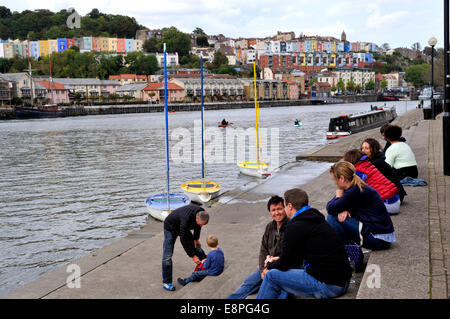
[0,100,417,296]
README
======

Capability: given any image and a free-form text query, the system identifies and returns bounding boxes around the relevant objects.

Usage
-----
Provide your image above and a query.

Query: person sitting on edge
[227,195,288,299]
[256,189,353,299]
[344,149,401,215]
[177,234,224,286]
[162,204,209,291]
[380,124,406,153]
[361,138,407,203]
[383,125,418,180]
[326,161,396,251]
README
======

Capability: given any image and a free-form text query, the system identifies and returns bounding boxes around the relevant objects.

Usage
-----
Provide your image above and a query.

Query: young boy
[177,234,224,286]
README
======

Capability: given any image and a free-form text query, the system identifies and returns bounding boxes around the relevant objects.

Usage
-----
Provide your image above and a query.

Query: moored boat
[326,106,397,140]
[14,105,65,119]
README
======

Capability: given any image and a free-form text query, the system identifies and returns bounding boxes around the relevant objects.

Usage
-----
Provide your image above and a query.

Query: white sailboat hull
[239,166,270,178]
[183,190,220,204]
[146,207,171,222]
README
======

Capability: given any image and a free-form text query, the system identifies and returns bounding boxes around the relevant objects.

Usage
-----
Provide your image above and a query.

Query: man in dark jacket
[256,189,352,299]
[227,196,288,299]
[162,204,209,291]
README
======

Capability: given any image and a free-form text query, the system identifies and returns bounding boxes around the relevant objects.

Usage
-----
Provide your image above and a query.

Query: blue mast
[164,43,170,209]
[201,56,205,181]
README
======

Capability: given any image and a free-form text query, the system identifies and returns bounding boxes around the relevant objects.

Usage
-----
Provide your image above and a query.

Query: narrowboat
[326,106,397,140]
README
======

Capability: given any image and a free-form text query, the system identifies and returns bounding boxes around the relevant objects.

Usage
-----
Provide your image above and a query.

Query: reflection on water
[0,101,415,295]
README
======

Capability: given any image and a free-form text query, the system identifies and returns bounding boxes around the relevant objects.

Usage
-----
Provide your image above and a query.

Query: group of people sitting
[162,123,419,299]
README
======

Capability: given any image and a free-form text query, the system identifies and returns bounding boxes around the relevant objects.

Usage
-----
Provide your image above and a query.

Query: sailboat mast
[253,62,260,162]
[49,55,56,104]
[164,43,170,209]
[27,34,33,106]
[201,56,205,183]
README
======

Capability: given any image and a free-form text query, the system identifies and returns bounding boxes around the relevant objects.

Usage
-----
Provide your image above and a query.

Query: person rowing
[221,119,229,126]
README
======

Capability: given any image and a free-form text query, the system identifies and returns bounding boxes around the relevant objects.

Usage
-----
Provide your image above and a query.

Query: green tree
[157,27,191,58]
[346,80,356,92]
[405,63,430,88]
[380,79,388,90]
[211,51,228,69]
[143,37,158,53]
[337,79,345,92]
[365,80,375,91]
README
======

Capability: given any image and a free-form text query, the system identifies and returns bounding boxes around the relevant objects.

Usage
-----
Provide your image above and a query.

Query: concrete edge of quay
[2,107,429,300]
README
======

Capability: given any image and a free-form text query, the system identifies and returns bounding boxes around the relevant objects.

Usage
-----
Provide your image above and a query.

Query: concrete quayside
[2,108,438,299]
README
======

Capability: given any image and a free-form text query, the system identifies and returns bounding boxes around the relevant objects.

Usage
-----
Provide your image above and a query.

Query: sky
[2,0,445,49]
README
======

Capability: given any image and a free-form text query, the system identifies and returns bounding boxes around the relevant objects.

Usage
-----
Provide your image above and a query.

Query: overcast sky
[2,0,445,49]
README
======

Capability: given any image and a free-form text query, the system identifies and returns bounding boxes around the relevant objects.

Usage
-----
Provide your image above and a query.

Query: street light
[444,0,450,175]
[428,37,438,119]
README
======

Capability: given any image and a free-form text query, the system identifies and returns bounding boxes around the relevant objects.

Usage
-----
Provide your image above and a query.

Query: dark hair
[267,195,284,211]
[384,125,403,141]
[361,138,382,158]
[283,189,309,211]
[380,124,391,135]
[344,149,365,165]
[196,211,209,223]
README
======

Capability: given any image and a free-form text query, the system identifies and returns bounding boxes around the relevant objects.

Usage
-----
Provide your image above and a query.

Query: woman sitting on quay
[344,149,401,215]
[326,161,396,251]
[383,125,418,180]
[361,138,407,203]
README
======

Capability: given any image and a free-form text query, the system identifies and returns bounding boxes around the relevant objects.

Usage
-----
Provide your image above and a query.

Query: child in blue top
[177,234,224,286]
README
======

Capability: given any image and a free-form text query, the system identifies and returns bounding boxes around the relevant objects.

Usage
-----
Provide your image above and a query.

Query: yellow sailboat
[237,62,271,178]
[181,56,221,203]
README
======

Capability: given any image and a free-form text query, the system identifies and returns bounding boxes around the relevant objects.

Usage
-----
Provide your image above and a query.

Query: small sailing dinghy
[182,56,221,203]
[237,62,270,178]
[146,44,190,221]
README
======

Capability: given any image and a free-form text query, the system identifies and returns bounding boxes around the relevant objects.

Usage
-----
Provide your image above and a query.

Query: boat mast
[163,43,170,210]
[27,34,33,107]
[49,54,56,105]
[201,56,206,186]
[253,62,261,162]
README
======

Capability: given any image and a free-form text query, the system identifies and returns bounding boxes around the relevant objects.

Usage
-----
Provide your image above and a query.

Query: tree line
[0,6,142,40]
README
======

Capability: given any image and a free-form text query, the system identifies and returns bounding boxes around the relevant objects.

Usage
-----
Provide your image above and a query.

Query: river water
[0,100,417,296]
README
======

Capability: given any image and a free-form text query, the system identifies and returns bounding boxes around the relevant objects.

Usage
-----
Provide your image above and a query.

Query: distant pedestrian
[162,204,209,291]
[256,189,352,299]
[326,161,396,251]
[177,234,224,286]
[383,125,418,180]
[227,196,288,299]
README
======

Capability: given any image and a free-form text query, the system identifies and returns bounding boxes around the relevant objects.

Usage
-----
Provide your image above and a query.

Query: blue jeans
[162,229,206,284]
[326,215,391,251]
[256,269,348,299]
[227,270,263,299]
[186,270,209,283]
[227,269,289,299]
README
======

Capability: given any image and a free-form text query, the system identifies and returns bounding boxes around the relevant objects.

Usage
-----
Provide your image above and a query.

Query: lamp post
[428,37,438,120]
[444,0,450,175]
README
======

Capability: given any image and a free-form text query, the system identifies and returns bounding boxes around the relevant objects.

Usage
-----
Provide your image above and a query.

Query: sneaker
[163,283,176,291]
[177,277,187,286]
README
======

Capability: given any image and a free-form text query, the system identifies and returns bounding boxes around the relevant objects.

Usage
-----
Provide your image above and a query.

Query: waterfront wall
[0,95,378,120]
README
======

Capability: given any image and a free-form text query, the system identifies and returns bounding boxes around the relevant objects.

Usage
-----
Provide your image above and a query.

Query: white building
[155,52,179,67]
[333,68,375,88]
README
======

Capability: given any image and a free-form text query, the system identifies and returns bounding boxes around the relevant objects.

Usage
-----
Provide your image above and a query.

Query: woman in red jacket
[344,149,400,215]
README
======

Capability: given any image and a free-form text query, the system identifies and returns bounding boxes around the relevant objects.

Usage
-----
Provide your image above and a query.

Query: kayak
[218,122,233,127]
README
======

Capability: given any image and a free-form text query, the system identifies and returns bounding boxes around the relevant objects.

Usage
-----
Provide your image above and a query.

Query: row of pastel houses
[0,72,304,106]
[0,37,144,60]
